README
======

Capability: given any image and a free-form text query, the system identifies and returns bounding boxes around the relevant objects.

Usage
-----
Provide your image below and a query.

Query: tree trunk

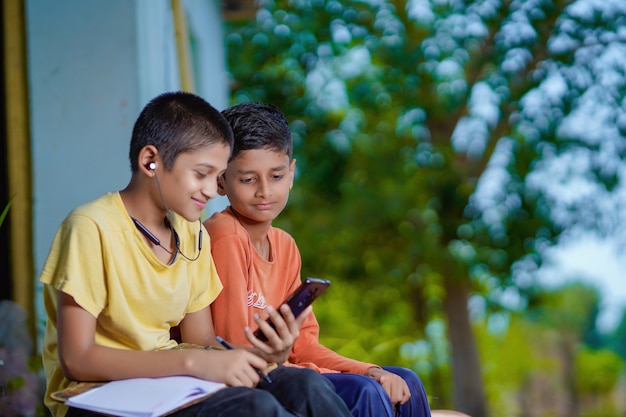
[443,278,487,417]
[561,336,579,417]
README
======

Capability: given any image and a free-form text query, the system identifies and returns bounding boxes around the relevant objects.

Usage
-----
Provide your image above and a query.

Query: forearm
[61,344,201,382]
[291,340,375,373]
[61,342,269,388]
[290,315,376,374]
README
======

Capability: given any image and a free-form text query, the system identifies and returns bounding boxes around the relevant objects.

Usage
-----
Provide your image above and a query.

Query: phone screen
[253,277,330,342]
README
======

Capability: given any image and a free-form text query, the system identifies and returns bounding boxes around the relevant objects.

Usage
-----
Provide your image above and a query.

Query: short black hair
[129,91,233,172]
[221,102,292,161]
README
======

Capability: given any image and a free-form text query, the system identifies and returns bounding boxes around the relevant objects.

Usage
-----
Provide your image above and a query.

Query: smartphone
[253,277,331,342]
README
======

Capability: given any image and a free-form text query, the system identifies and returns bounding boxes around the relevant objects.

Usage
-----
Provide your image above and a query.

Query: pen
[216,336,272,384]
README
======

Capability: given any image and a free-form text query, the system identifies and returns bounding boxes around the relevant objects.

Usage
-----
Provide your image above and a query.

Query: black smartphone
[253,277,331,342]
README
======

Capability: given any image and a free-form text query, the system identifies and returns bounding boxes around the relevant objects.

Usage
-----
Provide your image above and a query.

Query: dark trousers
[323,366,432,417]
[65,366,352,417]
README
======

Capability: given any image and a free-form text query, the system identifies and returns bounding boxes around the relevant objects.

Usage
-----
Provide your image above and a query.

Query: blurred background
[1,1,626,416]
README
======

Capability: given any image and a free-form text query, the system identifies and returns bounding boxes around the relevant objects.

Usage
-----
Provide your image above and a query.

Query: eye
[240,177,255,184]
[195,171,208,179]
[271,174,284,181]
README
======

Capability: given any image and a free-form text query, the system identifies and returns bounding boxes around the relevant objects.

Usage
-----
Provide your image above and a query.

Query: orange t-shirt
[205,209,376,374]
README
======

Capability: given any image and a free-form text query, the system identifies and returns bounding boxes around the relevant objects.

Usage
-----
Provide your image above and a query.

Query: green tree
[609,309,626,360]
[575,348,622,416]
[531,282,604,416]
[476,282,621,416]
[224,1,626,415]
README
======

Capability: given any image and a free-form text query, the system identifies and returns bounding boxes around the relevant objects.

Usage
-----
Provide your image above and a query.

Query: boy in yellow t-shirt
[40,92,352,417]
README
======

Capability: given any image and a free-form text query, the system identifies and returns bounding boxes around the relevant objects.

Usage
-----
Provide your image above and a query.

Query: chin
[177,211,201,223]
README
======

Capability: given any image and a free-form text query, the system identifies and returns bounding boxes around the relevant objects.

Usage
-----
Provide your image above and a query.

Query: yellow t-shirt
[39,192,222,417]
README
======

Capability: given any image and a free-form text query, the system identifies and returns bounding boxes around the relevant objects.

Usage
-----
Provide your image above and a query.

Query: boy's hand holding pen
[216,336,273,384]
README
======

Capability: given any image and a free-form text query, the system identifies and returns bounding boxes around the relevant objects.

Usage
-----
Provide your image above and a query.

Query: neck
[120,188,168,230]
[229,206,271,260]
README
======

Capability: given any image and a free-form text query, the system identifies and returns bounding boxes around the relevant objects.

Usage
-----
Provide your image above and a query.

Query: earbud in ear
[147,162,156,171]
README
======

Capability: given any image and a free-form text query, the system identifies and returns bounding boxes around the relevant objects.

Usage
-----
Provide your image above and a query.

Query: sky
[539,233,626,332]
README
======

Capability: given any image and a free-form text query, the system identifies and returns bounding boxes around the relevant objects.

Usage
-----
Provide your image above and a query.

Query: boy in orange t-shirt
[204,102,432,417]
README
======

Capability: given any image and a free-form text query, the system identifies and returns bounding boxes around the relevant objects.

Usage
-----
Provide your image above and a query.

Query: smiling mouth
[193,198,207,209]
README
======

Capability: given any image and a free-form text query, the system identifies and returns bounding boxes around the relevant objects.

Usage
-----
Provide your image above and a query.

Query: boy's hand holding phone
[245,278,330,363]
[245,303,312,364]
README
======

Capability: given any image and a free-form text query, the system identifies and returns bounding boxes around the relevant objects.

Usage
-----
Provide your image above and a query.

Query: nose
[202,177,219,200]
[255,178,271,198]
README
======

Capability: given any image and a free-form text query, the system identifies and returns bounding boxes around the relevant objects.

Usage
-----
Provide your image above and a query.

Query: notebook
[62,376,226,417]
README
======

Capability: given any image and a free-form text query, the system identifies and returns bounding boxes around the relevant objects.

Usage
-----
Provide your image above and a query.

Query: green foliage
[225,0,626,413]
[575,348,622,396]
[473,283,624,417]
[314,279,419,365]
[0,196,13,229]
[5,376,25,392]
[575,347,623,417]
[475,315,560,417]
[530,281,601,335]
[608,309,626,360]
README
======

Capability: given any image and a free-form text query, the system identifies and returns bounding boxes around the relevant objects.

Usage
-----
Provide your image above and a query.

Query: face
[221,148,295,225]
[159,142,231,222]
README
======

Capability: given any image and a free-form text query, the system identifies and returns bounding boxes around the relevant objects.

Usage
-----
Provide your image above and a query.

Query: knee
[292,368,337,394]
[383,366,418,382]
[384,367,425,388]
[242,389,285,414]
[357,375,388,397]
[343,376,394,416]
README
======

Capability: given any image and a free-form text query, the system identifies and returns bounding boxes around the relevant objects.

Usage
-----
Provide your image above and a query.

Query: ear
[217,174,227,196]
[288,159,296,190]
[138,145,159,175]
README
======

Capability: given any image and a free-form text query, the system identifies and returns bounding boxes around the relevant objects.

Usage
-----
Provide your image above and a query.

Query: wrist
[364,366,382,377]
[181,348,215,373]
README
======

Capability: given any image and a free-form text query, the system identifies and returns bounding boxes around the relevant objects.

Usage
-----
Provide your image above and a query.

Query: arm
[290,312,375,372]
[57,291,267,387]
[291,311,411,404]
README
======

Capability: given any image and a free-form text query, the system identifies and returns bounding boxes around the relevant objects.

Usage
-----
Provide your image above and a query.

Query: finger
[283,304,310,336]
[259,307,295,349]
[266,306,292,341]
[400,391,411,405]
[379,375,403,404]
[293,305,312,325]
[244,327,275,355]
[253,310,281,343]
[241,349,270,369]
[391,379,410,405]
[243,325,293,366]
[233,360,262,387]
[392,386,405,405]
[227,349,269,375]
[278,303,296,322]
[231,369,258,388]
[244,366,261,387]
[400,381,411,404]
[380,380,399,404]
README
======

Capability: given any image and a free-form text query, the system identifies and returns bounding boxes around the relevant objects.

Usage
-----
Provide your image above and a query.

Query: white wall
[26,0,229,335]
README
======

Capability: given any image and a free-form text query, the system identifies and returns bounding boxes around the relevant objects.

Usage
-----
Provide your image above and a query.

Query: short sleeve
[40,213,108,318]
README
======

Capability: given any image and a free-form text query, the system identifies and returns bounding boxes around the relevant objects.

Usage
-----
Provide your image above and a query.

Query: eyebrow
[236,166,287,174]
[196,163,221,171]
